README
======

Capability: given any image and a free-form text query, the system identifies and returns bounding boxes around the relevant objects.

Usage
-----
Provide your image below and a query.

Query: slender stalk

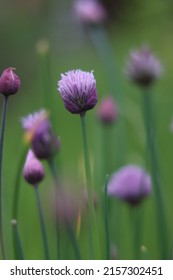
[87,25,121,100]
[133,206,142,260]
[87,25,125,167]
[80,114,100,259]
[47,157,61,259]
[104,174,110,259]
[37,42,56,128]
[34,186,50,260]
[11,147,27,260]
[12,146,28,220]
[0,95,8,260]
[48,157,59,187]
[11,220,24,260]
[142,87,168,259]
[67,224,82,260]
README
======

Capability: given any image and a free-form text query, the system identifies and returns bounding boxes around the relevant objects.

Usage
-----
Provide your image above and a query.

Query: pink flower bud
[23,150,45,185]
[74,0,107,25]
[97,97,118,125]
[0,67,21,96]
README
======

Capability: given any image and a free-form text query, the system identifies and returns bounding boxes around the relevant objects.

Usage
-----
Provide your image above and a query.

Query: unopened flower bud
[97,97,118,125]
[74,0,107,25]
[0,67,21,96]
[23,149,45,185]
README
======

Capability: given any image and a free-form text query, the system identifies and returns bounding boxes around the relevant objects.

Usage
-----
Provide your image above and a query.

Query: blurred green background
[0,0,173,259]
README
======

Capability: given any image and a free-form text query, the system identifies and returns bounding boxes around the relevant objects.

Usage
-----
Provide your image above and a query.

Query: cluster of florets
[107,165,151,206]
[125,46,163,87]
[58,70,98,115]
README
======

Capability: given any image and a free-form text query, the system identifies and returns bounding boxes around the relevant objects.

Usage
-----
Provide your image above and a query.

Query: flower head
[74,0,107,25]
[58,70,98,115]
[97,96,118,124]
[0,67,21,96]
[21,110,60,159]
[107,165,151,205]
[23,149,45,185]
[125,46,162,87]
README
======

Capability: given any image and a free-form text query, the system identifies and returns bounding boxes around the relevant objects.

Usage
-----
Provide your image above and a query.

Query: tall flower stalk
[34,185,50,259]
[74,0,125,168]
[142,88,167,259]
[104,174,110,259]
[23,149,50,259]
[107,164,152,259]
[21,109,61,259]
[0,96,8,260]
[58,69,100,259]
[0,67,21,259]
[80,113,100,259]
[125,46,167,259]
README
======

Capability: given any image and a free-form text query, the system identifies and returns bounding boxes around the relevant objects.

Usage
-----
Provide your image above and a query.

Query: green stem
[80,114,100,259]
[142,88,168,259]
[67,224,82,260]
[0,95,8,260]
[11,220,24,260]
[87,25,121,101]
[34,186,50,260]
[48,157,59,187]
[37,45,56,128]
[12,146,28,220]
[47,158,61,259]
[87,25,126,167]
[104,174,110,259]
[133,206,142,260]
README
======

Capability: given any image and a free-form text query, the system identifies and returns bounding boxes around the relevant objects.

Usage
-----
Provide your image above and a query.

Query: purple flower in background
[21,109,60,159]
[107,165,151,205]
[97,96,118,125]
[23,149,45,185]
[58,70,98,115]
[74,0,107,25]
[0,67,21,96]
[125,46,162,87]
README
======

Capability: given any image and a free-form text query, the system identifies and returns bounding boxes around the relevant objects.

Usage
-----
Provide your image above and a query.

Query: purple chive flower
[21,110,60,160]
[0,67,21,96]
[23,149,45,185]
[58,70,98,115]
[74,0,107,25]
[125,46,163,87]
[107,165,151,205]
[97,96,118,124]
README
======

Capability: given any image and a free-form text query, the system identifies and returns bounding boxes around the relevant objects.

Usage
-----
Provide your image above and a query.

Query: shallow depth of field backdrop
[0,0,173,259]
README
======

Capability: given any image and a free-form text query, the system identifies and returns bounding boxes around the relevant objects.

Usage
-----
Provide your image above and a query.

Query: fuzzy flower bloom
[74,0,107,25]
[0,67,21,96]
[21,110,60,159]
[107,165,151,205]
[125,46,162,87]
[23,149,45,185]
[97,96,118,124]
[58,70,98,115]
